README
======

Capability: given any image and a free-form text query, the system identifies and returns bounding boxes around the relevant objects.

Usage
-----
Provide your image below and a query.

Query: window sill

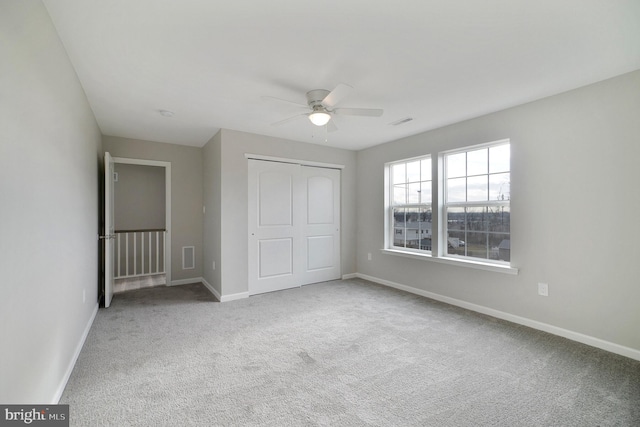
[380,249,519,275]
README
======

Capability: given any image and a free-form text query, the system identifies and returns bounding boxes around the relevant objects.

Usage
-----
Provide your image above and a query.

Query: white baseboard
[355,273,640,362]
[341,273,358,280]
[53,302,99,403]
[200,277,221,301]
[220,291,249,302]
[169,277,203,287]
[179,277,249,303]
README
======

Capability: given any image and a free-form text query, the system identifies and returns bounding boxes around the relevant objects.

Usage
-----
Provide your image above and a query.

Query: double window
[386,140,511,267]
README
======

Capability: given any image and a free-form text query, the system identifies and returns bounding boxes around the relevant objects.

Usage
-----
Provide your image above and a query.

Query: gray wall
[103,136,203,282]
[0,1,102,403]
[114,163,166,231]
[203,129,358,298]
[356,70,640,353]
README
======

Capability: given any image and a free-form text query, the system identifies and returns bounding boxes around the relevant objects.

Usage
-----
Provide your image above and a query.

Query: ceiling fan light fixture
[308,111,331,126]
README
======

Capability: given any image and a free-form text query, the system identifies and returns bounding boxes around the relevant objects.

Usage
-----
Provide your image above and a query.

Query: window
[385,140,512,270]
[444,143,510,264]
[389,156,432,252]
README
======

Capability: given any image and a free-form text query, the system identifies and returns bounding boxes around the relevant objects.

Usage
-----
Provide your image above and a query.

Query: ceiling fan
[263,83,383,130]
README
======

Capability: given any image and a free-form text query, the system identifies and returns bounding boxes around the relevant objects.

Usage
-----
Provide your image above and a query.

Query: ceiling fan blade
[321,83,353,108]
[261,95,307,109]
[270,113,307,127]
[333,107,383,117]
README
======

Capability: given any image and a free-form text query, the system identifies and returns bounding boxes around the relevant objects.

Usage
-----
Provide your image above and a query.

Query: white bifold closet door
[248,159,341,296]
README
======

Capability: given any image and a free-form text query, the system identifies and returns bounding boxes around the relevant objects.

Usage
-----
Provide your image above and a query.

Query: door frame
[112,156,172,285]
[104,152,115,307]
[244,153,345,170]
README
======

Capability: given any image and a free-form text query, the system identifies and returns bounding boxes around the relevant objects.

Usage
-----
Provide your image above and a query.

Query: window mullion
[435,153,445,258]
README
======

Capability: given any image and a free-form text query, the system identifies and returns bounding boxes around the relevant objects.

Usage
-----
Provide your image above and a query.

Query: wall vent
[390,117,414,126]
[182,246,195,270]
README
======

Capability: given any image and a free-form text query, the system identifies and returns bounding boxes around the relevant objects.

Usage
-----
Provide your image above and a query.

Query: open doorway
[111,157,171,295]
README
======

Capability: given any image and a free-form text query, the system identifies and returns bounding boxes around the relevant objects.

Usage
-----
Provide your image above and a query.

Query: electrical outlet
[367,253,372,261]
[538,282,549,297]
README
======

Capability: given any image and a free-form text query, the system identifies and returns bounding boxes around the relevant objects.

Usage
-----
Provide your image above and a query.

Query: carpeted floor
[61,279,640,426]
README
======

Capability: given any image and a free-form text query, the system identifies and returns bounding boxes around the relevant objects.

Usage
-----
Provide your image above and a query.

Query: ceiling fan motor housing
[306,89,331,108]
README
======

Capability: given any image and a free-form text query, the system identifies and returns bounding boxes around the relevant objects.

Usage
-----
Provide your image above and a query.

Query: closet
[248,159,341,295]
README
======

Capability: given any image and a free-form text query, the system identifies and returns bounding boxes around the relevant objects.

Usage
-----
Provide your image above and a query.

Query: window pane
[393,208,406,247]
[488,206,510,233]
[405,208,421,249]
[406,161,421,183]
[392,163,406,185]
[408,182,421,204]
[394,207,432,251]
[420,181,432,204]
[447,231,466,256]
[421,159,431,181]
[465,231,489,260]
[447,177,466,202]
[406,208,420,223]
[445,205,509,263]
[393,207,406,226]
[393,184,407,205]
[393,228,404,247]
[489,173,510,201]
[467,148,488,176]
[466,207,487,232]
[446,207,465,232]
[491,234,511,261]
[467,175,488,201]
[489,144,510,173]
[446,207,465,256]
[418,208,432,251]
[446,152,466,178]
[418,208,432,225]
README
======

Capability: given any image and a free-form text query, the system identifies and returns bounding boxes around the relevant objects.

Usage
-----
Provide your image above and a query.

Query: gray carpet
[61,279,640,426]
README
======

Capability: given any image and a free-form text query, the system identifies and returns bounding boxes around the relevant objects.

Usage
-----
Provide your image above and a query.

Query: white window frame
[441,140,511,266]
[383,139,518,275]
[386,155,433,255]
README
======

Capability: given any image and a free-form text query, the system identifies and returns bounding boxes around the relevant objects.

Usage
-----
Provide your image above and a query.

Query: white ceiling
[43,0,640,151]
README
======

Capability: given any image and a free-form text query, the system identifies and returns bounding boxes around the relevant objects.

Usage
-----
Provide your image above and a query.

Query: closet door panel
[248,160,302,295]
[301,166,341,285]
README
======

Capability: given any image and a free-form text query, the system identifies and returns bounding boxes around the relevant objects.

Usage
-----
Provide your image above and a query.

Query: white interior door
[104,152,115,307]
[248,159,341,296]
[248,160,303,295]
[301,166,341,285]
